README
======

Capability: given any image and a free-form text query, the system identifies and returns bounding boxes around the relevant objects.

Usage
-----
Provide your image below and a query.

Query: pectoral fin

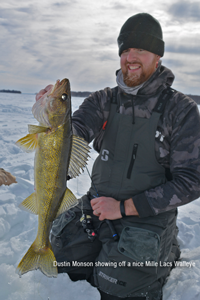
[68,135,91,179]
[28,124,49,134]
[16,134,38,152]
[56,188,78,218]
[16,125,50,152]
[19,192,38,215]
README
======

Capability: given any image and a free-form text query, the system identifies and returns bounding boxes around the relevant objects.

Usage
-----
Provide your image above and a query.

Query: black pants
[69,274,162,300]
[51,204,179,300]
[99,290,163,300]
[99,290,146,300]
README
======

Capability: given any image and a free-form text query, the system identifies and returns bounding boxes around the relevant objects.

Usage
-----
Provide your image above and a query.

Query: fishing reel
[80,214,97,242]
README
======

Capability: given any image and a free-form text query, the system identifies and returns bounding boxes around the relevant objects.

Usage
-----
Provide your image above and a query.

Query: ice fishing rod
[85,166,119,241]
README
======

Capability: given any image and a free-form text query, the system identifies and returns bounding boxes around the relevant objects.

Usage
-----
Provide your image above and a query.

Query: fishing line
[77,176,79,195]
[80,195,84,215]
[34,270,36,300]
[84,166,119,241]
[85,166,99,197]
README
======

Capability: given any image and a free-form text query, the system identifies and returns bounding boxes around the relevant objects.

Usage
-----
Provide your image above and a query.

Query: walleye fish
[16,78,90,277]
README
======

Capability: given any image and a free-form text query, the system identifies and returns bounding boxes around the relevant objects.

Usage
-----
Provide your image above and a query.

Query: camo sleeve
[133,94,200,217]
[72,88,112,143]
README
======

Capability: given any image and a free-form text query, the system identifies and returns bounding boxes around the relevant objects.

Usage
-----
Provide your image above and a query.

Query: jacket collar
[116,61,175,97]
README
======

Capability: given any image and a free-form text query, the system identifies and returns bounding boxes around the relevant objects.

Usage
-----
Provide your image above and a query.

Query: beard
[122,60,157,87]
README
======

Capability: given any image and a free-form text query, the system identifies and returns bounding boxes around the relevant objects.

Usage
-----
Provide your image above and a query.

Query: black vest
[89,87,173,201]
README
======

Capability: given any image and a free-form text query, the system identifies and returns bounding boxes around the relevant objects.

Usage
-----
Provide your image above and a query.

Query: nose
[126,49,139,62]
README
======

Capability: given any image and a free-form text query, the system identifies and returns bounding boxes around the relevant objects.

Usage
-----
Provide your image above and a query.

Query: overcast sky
[0,0,200,95]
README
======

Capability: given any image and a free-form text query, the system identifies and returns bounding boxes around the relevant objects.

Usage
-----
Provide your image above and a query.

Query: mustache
[126,61,142,67]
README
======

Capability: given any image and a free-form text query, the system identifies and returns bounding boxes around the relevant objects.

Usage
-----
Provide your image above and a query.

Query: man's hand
[91,197,121,221]
[35,84,53,102]
[91,196,139,221]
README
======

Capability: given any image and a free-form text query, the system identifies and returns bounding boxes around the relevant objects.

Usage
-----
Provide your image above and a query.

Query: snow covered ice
[0,93,200,300]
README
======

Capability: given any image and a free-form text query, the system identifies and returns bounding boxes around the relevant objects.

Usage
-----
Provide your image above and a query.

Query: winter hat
[117,13,164,57]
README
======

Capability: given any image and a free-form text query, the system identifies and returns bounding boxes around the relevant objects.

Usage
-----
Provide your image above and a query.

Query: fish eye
[61,93,68,101]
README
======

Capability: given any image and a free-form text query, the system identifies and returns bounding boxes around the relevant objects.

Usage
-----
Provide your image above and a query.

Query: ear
[156,55,161,68]
[156,55,161,61]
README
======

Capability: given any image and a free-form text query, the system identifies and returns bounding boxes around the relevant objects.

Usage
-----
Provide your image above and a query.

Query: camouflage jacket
[72,63,200,217]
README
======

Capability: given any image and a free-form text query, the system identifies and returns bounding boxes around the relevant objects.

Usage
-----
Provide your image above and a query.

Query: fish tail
[16,242,58,277]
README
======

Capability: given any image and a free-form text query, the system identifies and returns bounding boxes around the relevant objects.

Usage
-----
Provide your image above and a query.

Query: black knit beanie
[117,13,164,57]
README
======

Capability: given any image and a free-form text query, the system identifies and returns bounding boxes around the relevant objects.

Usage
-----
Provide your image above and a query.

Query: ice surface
[0,93,200,300]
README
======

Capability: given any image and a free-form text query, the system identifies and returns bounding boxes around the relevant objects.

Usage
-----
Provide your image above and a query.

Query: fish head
[32,78,71,129]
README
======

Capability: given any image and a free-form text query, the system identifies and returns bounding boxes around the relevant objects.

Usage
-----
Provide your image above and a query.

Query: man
[38,13,200,300]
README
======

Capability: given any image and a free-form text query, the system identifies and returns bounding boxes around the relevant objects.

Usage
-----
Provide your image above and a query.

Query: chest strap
[111,86,118,104]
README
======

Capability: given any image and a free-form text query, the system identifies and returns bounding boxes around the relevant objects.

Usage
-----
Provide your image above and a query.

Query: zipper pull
[127,143,138,179]
[132,144,138,159]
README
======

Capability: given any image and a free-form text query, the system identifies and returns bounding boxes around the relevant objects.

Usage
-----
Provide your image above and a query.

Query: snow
[0,93,200,300]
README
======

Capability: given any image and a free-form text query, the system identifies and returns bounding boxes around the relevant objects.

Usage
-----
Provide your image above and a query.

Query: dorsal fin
[68,135,90,178]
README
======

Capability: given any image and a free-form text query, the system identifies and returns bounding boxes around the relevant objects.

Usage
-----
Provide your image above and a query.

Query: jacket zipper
[127,144,138,179]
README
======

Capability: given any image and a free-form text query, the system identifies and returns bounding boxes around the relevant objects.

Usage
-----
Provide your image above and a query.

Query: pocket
[118,226,160,263]
[51,210,76,237]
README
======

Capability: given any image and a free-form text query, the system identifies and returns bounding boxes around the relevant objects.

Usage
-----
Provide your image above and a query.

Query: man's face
[120,48,160,87]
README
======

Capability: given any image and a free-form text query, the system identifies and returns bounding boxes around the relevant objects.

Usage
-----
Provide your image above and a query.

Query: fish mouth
[49,78,71,102]
[51,79,61,94]
[32,78,70,127]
